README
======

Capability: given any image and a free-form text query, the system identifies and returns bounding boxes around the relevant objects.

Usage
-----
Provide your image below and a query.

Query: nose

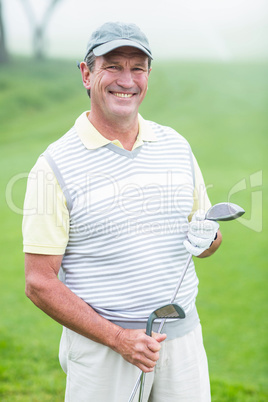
[116,69,134,89]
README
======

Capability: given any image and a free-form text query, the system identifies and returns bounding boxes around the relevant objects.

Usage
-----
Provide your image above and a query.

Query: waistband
[110,305,200,341]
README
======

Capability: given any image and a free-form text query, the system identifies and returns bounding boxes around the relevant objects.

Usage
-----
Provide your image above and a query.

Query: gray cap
[84,22,153,60]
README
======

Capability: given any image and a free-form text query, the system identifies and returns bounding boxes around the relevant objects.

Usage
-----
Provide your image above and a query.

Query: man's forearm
[25,264,121,350]
[25,253,166,372]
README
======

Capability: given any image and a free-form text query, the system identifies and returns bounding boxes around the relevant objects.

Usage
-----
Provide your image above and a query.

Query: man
[23,22,222,401]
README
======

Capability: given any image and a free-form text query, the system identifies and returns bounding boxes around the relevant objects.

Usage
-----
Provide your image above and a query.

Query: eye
[132,67,147,73]
[106,65,119,71]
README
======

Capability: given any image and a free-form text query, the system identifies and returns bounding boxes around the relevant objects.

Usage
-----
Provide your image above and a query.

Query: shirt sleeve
[188,154,212,221]
[22,156,69,255]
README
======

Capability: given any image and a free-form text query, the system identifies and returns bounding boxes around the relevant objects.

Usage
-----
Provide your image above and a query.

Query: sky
[3,0,268,61]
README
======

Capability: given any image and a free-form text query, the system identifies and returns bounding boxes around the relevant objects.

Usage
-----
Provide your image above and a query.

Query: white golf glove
[183,210,219,256]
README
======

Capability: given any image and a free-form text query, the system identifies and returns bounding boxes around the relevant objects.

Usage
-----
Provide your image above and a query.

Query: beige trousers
[59,323,211,402]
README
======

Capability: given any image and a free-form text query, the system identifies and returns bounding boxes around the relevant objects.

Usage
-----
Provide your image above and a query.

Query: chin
[109,106,138,119]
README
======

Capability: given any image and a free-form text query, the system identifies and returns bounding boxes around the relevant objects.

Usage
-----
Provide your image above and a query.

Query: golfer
[23,21,222,401]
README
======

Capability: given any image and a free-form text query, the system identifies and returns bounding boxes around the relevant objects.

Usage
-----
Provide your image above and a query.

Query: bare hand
[113,328,167,372]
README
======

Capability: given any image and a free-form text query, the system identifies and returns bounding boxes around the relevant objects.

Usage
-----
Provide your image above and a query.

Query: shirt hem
[110,305,200,340]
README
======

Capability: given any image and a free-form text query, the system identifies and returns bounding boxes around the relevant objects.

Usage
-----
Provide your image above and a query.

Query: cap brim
[93,39,153,59]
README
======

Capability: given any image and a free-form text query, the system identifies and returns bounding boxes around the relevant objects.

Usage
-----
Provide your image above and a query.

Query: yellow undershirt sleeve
[189,154,212,221]
[22,156,69,255]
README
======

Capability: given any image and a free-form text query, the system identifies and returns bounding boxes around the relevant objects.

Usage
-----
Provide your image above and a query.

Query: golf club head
[205,202,245,222]
[146,303,185,336]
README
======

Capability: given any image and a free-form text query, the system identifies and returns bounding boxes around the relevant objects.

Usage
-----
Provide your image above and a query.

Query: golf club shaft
[128,373,142,402]
[138,372,145,402]
[157,254,192,333]
[128,254,193,402]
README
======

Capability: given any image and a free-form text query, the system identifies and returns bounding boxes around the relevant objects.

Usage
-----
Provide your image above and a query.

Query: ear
[80,62,91,90]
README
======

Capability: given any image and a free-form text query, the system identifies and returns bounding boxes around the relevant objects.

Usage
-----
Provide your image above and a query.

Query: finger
[133,336,161,360]
[146,338,164,353]
[138,363,155,373]
[151,332,167,344]
[187,233,213,249]
[143,349,160,363]
[183,239,206,257]
[132,349,159,371]
[190,221,219,237]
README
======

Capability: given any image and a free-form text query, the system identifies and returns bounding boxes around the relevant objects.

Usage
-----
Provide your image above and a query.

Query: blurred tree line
[0,0,8,62]
[0,0,62,63]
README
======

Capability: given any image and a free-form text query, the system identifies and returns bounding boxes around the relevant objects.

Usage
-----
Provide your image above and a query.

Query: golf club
[157,202,245,332]
[128,202,245,401]
[204,202,245,221]
[138,303,185,402]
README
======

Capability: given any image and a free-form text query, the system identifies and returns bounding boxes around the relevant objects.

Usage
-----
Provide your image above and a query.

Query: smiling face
[81,47,151,126]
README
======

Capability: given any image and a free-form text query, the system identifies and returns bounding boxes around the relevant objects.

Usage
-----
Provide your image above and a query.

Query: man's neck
[88,111,139,151]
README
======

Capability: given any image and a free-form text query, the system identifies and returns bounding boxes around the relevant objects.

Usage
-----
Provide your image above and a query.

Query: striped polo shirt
[23,112,211,338]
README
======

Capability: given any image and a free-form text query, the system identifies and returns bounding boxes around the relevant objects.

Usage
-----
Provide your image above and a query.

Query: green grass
[0,56,267,400]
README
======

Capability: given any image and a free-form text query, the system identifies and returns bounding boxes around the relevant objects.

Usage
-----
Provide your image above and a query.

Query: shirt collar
[75,111,157,150]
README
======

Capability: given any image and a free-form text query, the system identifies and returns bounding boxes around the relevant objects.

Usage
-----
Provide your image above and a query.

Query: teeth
[114,93,133,98]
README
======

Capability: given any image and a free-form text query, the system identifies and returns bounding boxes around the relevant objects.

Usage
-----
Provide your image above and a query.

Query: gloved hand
[183,210,219,256]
